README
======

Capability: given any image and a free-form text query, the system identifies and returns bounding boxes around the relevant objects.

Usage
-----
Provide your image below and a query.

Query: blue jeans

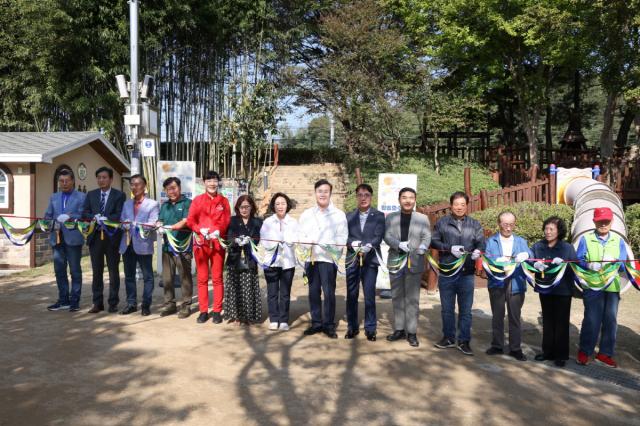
[438,273,475,342]
[346,261,378,333]
[123,246,154,307]
[52,244,83,308]
[579,290,620,356]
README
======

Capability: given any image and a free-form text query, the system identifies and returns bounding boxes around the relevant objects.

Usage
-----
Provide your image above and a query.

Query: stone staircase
[255,163,349,217]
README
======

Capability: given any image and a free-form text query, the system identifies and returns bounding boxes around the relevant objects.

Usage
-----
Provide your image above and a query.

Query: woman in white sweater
[260,192,299,331]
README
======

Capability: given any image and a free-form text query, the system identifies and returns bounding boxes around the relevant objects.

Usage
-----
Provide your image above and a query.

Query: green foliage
[471,202,574,244]
[625,204,640,256]
[343,155,501,211]
[277,147,347,165]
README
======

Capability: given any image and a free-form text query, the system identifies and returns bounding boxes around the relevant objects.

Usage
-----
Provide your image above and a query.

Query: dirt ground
[1,265,639,426]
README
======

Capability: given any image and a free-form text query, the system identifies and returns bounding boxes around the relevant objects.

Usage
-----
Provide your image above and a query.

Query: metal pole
[129,0,140,176]
[329,115,335,147]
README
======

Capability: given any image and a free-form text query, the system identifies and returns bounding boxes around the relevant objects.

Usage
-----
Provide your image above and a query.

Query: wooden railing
[417,169,556,226]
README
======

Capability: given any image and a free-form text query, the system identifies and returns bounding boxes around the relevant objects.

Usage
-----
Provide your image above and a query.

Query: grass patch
[344,155,501,211]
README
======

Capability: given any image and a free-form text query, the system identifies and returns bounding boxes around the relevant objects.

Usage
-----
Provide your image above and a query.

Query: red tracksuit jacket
[186,192,231,250]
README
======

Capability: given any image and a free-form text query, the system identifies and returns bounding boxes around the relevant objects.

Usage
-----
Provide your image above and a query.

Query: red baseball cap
[593,207,613,222]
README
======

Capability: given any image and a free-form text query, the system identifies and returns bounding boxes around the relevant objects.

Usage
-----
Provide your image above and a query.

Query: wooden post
[549,166,557,204]
[480,189,488,210]
[464,167,471,197]
[355,168,363,185]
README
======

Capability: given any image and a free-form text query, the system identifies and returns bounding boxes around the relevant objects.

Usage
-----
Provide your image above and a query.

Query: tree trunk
[545,103,553,149]
[518,104,540,169]
[615,107,636,149]
[600,92,618,158]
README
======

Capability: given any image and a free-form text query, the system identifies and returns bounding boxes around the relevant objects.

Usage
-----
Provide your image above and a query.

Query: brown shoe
[177,304,191,319]
[88,305,104,314]
[159,303,177,317]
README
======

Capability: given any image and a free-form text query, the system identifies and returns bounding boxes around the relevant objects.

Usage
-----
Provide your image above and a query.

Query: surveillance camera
[140,75,154,99]
[126,139,135,151]
[116,75,129,99]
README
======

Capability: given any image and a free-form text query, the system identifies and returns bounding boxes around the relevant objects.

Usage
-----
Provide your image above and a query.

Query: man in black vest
[82,166,126,313]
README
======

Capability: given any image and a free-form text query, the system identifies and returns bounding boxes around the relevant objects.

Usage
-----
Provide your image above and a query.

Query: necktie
[100,192,106,214]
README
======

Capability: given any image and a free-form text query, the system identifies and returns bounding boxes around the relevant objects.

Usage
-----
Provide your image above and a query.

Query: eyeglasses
[239,205,252,210]
[356,193,371,198]
[500,223,516,228]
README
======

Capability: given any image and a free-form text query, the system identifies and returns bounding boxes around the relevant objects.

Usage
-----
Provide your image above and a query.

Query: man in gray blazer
[119,175,159,316]
[384,187,431,347]
[44,169,87,312]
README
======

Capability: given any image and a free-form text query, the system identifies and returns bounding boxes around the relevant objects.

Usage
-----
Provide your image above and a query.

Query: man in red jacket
[187,170,231,324]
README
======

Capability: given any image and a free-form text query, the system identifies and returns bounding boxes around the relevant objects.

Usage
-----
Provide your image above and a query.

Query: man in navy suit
[82,167,126,313]
[44,169,87,312]
[345,183,386,341]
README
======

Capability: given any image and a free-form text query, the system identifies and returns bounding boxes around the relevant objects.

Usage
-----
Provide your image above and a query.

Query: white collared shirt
[298,202,348,263]
[499,235,514,257]
[260,213,299,269]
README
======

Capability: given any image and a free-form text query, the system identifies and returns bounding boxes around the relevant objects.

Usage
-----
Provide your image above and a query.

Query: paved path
[1,267,639,426]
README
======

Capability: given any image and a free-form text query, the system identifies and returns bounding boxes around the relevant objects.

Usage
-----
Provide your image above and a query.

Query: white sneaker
[269,322,279,330]
[279,323,289,331]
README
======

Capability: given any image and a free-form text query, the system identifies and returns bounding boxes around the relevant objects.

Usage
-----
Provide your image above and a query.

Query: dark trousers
[122,246,154,308]
[161,251,193,306]
[89,237,121,308]
[52,244,83,308]
[488,280,525,352]
[346,261,378,333]
[306,261,338,330]
[264,267,295,323]
[540,294,572,361]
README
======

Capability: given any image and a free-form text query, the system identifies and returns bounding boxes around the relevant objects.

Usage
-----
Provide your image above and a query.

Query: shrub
[625,203,640,256]
[471,202,575,244]
[278,147,347,165]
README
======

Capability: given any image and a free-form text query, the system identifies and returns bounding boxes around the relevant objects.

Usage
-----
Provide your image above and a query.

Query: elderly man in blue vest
[484,211,532,361]
[119,174,159,316]
[44,169,87,312]
[576,207,627,368]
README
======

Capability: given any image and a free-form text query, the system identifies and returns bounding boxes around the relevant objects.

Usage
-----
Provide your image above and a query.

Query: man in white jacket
[298,179,348,338]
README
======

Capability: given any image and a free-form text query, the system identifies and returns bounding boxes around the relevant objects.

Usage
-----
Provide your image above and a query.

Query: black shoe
[69,306,80,312]
[87,305,104,314]
[159,304,177,317]
[509,350,527,361]
[211,312,222,324]
[178,304,191,319]
[47,301,70,311]
[434,337,456,349]
[486,347,503,355]
[407,333,419,347]
[108,305,118,313]
[120,305,137,315]
[324,328,338,339]
[365,331,377,342]
[554,359,566,367]
[141,306,151,316]
[303,326,323,336]
[386,330,406,342]
[196,312,209,323]
[457,341,474,356]
[534,353,550,362]
[344,329,360,339]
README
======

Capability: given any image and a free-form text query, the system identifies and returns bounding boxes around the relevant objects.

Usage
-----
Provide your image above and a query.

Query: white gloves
[398,241,410,253]
[552,257,563,265]
[416,243,428,255]
[122,222,131,231]
[533,261,548,272]
[451,245,465,258]
[211,229,220,239]
[602,255,615,262]
[235,236,251,246]
[471,249,481,260]
[360,243,372,254]
[514,252,529,263]
[56,214,70,224]
[495,256,509,263]
[588,262,602,271]
[93,214,107,223]
[156,226,165,235]
[350,240,361,249]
